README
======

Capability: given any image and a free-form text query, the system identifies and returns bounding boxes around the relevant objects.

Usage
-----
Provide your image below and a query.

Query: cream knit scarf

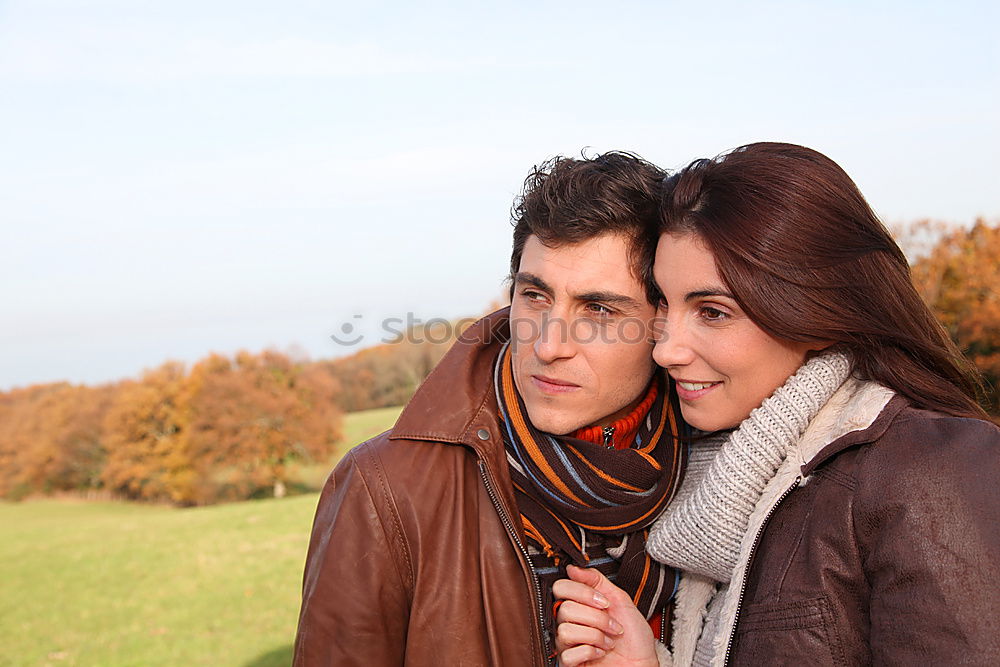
[647,350,852,583]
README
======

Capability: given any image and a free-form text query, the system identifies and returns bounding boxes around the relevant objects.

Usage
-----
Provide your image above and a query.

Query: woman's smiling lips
[531,375,581,394]
[673,378,722,401]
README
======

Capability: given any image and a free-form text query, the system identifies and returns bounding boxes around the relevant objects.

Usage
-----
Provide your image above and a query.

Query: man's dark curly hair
[509,151,666,304]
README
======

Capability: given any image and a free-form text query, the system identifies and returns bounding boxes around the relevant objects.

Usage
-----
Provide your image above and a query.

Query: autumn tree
[27,384,116,494]
[0,384,55,497]
[182,350,341,501]
[909,219,1000,417]
[0,383,116,499]
[100,361,193,503]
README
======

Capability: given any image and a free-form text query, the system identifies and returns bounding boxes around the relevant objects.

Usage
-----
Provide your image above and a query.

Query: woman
[553,142,1000,666]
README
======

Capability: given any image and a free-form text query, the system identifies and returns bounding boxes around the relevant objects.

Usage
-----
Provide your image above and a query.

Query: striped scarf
[494,341,688,639]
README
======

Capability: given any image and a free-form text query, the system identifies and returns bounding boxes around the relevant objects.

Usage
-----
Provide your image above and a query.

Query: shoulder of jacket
[348,428,478,468]
[808,402,998,494]
[860,405,1000,462]
[331,428,487,507]
[845,406,1000,501]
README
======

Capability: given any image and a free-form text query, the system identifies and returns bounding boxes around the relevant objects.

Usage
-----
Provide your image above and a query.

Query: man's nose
[533,314,575,363]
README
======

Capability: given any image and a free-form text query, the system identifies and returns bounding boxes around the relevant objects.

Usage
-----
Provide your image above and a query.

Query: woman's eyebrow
[685,289,735,301]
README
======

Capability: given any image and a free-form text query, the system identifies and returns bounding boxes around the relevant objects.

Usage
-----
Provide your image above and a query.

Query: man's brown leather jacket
[293,310,552,666]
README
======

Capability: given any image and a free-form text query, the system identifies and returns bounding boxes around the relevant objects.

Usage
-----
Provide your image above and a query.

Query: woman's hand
[553,565,660,667]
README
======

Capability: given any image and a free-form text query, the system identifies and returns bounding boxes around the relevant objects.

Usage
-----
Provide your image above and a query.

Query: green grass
[0,406,404,667]
[339,405,403,451]
[0,496,312,666]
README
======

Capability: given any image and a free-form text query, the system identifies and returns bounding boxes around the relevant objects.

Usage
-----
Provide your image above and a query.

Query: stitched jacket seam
[354,446,415,594]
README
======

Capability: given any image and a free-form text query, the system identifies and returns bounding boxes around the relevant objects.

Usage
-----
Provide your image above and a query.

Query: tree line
[0,352,342,504]
[0,222,996,504]
[0,319,472,505]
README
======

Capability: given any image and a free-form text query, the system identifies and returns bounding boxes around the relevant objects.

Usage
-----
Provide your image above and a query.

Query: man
[293,152,687,666]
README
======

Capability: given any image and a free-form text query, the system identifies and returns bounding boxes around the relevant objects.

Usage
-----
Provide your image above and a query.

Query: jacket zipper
[602,426,615,447]
[478,460,552,665]
[722,476,801,665]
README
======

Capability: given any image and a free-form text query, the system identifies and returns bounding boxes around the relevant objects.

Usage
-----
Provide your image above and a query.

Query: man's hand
[553,565,659,667]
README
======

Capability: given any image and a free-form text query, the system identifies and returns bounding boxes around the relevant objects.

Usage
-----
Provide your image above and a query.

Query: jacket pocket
[731,596,847,666]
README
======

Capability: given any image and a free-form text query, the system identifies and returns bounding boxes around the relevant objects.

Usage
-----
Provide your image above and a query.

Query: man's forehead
[515,234,646,303]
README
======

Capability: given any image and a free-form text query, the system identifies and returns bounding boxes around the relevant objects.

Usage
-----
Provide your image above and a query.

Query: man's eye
[587,303,614,316]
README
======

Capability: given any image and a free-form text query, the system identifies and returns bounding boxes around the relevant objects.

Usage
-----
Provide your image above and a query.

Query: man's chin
[522,405,588,436]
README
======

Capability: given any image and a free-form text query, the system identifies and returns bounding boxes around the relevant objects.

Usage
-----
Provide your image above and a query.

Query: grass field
[0,406,403,667]
[338,405,403,449]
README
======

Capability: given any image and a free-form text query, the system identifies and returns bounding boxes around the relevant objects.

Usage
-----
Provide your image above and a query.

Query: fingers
[567,564,619,599]
[552,578,609,610]
[566,563,603,586]
[555,621,616,653]
[559,643,606,667]
[567,565,638,608]
[556,600,624,636]
[556,567,660,667]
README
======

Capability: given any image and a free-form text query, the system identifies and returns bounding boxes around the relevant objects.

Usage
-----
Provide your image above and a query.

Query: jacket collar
[389,308,511,457]
[794,377,906,476]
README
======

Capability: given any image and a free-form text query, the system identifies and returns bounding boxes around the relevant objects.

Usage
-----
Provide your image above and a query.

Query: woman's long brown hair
[660,142,987,420]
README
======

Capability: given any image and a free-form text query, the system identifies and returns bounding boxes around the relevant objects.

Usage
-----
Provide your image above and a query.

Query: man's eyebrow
[575,291,644,310]
[513,272,551,292]
[514,273,646,312]
[685,289,736,301]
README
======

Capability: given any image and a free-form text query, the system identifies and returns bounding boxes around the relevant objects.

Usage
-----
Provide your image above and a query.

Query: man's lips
[673,378,721,401]
[531,375,581,394]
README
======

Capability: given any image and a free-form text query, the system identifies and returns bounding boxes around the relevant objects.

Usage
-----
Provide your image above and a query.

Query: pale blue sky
[1,0,997,389]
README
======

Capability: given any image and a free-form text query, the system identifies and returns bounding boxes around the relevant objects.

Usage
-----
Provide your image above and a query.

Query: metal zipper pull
[603,426,615,447]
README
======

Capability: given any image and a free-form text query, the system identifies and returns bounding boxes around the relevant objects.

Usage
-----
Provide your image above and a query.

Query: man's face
[508,234,658,435]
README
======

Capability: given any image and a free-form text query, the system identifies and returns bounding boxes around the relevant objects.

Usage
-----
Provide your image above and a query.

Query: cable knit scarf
[494,341,689,636]
[647,350,853,583]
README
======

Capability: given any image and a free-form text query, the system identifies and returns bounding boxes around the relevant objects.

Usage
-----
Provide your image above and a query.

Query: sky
[1,0,998,390]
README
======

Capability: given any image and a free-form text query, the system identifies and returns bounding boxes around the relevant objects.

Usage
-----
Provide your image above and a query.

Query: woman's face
[652,232,818,432]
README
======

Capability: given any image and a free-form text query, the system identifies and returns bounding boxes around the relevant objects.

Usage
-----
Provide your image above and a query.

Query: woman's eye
[701,306,727,321]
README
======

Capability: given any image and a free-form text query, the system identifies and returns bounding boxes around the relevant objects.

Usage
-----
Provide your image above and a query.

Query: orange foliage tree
[909,219,1000,416]
[0,383,116,499]
[182,351,341,502]
[98,352,342,505]
[100,362,192,503]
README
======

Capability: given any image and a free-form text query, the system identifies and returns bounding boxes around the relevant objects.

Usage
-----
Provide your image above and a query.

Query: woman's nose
[651,314,694,368]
